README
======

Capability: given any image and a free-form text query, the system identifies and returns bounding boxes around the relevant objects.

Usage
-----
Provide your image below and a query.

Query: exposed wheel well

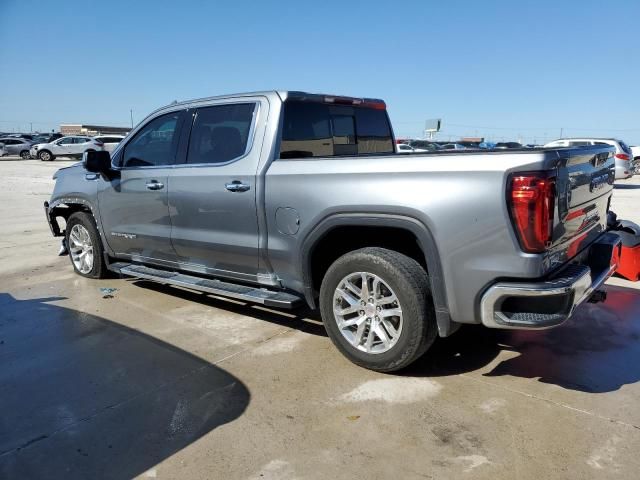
[309,226,427,295]
[49,203,93,236]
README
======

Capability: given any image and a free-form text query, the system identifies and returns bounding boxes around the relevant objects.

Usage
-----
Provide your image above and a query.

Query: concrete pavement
[1,159,639,479]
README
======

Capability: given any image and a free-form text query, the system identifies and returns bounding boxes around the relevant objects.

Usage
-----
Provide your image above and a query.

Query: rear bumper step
[480,232,622,329]
[109,263,304,309]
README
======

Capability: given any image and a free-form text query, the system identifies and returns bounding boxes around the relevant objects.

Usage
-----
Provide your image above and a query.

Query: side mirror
[83,150,111,173]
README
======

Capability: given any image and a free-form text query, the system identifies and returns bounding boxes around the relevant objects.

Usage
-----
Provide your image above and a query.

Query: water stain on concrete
[454,454,491,472]
[250,459,296,480]
[587,436,621,471]
[252,333,305,356]
[479,398,507,414]
[338,378,442,404]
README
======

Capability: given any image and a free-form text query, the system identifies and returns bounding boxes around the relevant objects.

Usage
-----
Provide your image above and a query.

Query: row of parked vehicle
[397,137,640,180]
[0,133,125,161]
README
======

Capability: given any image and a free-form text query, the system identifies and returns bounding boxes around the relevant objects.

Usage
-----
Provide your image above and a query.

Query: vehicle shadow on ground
[0,293,250,480]
[132,279,328,337]
[407,285,640,393]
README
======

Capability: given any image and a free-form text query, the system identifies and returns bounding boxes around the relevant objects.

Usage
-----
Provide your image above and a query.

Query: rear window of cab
[279,100,394,159]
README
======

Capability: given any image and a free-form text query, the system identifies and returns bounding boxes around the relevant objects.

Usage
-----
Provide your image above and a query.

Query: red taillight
[615,153,630,160]
[508,173,556,253]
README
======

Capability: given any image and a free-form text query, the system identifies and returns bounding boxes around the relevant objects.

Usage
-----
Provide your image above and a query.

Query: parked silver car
[0,137,34,158]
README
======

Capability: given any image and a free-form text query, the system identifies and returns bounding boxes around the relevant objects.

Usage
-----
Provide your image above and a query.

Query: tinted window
[279,101,394,159]
[122,111,182,167]
[74,137,89,144]
[58,137,74,145]
[569,141,591,146]
[280,102,332,159]
[619,141,631,154]
[186,103,256,165]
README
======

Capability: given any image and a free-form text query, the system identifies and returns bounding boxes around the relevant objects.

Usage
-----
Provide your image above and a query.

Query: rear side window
[619,140,631,154]
[122,111,183,167]
[569,141,591,146]
[186,103,256,165]
[279,101,393,159]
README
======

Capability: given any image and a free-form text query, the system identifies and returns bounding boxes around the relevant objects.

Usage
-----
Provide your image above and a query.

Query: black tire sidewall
[65,212,105,279]
[320,249,434,371]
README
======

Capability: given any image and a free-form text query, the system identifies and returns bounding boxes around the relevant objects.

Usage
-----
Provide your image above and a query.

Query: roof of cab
[150,90,386,118]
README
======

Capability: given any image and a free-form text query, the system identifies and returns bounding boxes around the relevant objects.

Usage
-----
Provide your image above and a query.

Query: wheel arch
[46,198,95,236]
[299,213,455,337]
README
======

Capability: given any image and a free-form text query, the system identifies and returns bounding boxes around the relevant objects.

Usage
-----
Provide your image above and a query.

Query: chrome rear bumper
[481,232,622,329]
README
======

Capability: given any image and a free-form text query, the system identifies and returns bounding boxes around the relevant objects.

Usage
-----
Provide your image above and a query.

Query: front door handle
[145,180,164,191]
[225,181,250,192]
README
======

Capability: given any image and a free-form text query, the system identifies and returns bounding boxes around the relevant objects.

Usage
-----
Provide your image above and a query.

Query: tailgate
[547,145,615,268]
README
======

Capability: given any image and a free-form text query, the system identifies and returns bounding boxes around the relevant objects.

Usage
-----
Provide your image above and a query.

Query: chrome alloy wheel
[333,272,403,354]
[69,224,94,274]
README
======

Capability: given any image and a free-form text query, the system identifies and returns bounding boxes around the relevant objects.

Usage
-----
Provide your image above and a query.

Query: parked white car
[544,138,634,179]
[31,136,105,161]
[93,135,125,153]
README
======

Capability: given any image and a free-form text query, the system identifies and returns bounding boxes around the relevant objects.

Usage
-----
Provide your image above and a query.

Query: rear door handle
[225,181,250,192]
[145,180,164,190]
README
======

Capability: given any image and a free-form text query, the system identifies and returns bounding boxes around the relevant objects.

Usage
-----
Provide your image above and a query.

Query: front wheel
[319,247,437,372]
[38,150,54,161]
[65,211,108,279]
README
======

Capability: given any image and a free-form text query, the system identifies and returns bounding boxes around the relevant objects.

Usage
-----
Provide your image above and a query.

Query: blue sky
[1,0,639,144]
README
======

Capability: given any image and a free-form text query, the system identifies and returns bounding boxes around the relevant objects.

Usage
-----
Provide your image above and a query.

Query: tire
[319,247,437,372]
[65,211,108,279]
[20,150,30,159]
[39,150,54,161]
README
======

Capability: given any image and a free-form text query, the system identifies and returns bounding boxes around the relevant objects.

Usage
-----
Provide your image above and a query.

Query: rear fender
[300,213,457,337]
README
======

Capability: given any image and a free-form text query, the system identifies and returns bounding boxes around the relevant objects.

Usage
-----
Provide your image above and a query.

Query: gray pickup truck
[45,90,622,371]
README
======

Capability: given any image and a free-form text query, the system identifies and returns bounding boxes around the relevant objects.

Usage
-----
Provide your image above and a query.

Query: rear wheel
[65,212,108,279]
[319,247,437,372]
[20,150,30,159]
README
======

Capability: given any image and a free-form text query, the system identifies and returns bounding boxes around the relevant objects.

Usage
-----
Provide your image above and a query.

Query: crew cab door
[98,110,186,262]
[168,99,264,281]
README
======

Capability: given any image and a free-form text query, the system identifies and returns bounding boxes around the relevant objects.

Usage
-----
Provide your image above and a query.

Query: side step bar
[109,263,304,309]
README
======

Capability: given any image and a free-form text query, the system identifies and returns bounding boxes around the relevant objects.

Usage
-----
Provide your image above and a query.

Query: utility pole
[130,109,134,129]
[30,122,33,133]
[560,127,563,138]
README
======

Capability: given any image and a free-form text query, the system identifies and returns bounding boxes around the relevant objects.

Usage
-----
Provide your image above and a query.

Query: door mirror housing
[83,150,111,173]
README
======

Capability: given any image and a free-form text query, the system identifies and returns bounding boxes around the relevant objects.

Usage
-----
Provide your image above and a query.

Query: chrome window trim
[111,100,262,171]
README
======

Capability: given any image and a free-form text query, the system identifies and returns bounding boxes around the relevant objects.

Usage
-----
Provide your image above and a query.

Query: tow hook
[58,238,69,256]
[588,289,607,304]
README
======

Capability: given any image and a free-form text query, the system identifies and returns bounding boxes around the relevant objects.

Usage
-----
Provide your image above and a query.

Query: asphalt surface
[1,158,639,480]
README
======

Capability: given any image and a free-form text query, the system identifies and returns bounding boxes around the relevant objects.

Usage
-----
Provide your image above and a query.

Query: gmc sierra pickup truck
[45,90,622,372]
